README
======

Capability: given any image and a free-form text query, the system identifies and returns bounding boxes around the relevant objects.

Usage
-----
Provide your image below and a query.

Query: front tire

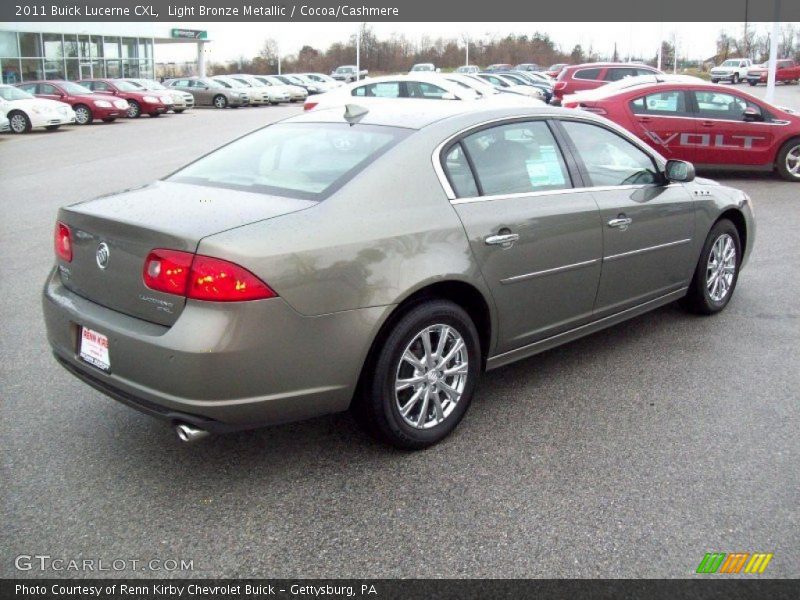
[8,111,31,134]
[355,300,481,450]
[127,100,141,118]
[748,80,757,86]
[711,78,719,84]
[777,138,800,182]
[732,73,740,84]
[213,94,227,109]
[73,104,93,125]
[684,220,741,315]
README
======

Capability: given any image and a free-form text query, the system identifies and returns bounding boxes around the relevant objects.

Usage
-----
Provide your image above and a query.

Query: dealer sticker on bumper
[79,327,110,371]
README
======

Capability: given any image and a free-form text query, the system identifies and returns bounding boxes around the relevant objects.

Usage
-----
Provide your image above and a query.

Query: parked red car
[15,80,129,125]
[563,80,800,181]
[545,63,568,78]
[552,62,662,104]
[746,59,800,86]
[77,78,171,118]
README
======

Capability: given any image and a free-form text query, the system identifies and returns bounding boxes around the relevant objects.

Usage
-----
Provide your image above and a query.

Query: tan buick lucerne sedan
[44,102,755,449]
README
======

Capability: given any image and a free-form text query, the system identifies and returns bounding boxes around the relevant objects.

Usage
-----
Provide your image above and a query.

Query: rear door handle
[485,233,520,247]
[608,217,633,229]
[636,116,652,123]
[700,120,715,127]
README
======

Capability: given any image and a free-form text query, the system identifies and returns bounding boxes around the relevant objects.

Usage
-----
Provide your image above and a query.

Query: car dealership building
[0,23,209,84]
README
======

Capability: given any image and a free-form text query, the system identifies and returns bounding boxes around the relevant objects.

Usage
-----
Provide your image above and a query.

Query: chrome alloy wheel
[394,324,468,429]
[75,106,90,124]
[785,144,800,178]
[706,233,737,302]
[10,113,27,133]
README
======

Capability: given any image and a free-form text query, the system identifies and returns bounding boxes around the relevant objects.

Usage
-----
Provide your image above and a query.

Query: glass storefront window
[139,59,153,80]
[105,59,121,78]
[1,58,22,84]
[64,35,78,58]
[20,58,44,81]
[121,37,137,59]
[43,33,63,59]
[19,33,42,57]
[91,60,105,78]
[65,59,79,81]
[0,31,18,56]
[103,37,120,59]
[44,60,64,79]
[90,36,102,58]
[122,59,139,77]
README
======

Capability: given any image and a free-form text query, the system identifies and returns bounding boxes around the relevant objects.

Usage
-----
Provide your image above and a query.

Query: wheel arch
[350,278,495,409]
[775,134,800,166]
[715,208,748,257]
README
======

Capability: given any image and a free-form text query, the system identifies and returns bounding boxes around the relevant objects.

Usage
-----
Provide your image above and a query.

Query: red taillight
[143,249,193,296]
[143,249,277,302]
[303,102,318,111]
[55,221,72,262]
[554,81,567,90]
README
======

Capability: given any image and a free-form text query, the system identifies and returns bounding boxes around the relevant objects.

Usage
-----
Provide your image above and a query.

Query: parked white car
[0,84,75,133]
[443,73,542,106]
[710,58,753,84]
[304,74,481,111]
[0,113,8,132]
[249,75,294,103]
[475,73,545,100]
[299,73,343,92]
[229,74,290,104]
[258,75,307,102]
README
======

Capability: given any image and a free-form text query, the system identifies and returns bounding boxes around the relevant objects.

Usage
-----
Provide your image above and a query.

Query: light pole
[766,0,781,104]
[356,26,361,81]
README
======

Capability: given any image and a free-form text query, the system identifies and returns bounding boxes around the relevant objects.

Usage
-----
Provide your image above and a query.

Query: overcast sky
[155,21,795,65]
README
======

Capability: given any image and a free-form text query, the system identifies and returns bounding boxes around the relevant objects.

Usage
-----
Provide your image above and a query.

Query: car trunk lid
[57,181,315,326]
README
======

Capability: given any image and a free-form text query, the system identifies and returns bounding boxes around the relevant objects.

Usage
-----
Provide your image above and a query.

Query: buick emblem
[96,243,110,270]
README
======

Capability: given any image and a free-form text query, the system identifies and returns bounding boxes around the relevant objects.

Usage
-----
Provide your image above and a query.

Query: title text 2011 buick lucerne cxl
[43,102,755,449]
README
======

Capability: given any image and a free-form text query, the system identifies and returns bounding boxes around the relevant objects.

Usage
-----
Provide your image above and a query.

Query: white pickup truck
[709,58,752,84]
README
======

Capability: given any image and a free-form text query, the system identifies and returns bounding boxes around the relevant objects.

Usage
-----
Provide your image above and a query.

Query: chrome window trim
[604,238,691,262]
[500,259,600,285]
[629,112,789,126]
[431,112,670,203]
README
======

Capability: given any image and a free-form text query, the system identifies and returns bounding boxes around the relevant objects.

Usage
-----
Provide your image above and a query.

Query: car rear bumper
[42,268,389,430]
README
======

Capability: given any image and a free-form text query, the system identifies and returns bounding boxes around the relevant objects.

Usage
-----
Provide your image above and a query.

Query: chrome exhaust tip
[174,423,210,443]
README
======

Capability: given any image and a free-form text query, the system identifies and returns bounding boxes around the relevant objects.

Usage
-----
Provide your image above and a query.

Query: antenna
[343,104,369,125]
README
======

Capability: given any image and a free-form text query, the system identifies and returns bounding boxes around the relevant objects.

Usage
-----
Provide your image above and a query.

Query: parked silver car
[164,77,248,108]
[125,78,194,112]
[44,102,754,449]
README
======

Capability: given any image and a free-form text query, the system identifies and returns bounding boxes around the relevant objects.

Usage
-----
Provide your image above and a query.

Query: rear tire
[684,219,741,315]
[354,300,481,450]
[73,104,93,125]
[776,138,800,182]
[748,80,757,86]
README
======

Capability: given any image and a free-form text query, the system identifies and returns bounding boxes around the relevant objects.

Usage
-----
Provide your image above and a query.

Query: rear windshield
[168,123,410,200]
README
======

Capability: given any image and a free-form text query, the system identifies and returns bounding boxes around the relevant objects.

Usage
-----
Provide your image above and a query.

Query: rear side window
[168,123,409,200]
[443,144,479,198]
[352,82,400,98]
[630,91,687,115]
[460,121,570,196]
[574,68,602,80]
[604,67,638,82]
[561,120,659,187]
[405,81,448,99]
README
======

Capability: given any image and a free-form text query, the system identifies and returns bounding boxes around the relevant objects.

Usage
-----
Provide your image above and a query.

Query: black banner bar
[2,579,800,600]
[2,0,800,23]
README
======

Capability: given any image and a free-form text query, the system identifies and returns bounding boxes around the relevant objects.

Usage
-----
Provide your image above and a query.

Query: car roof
[283,101,586,130]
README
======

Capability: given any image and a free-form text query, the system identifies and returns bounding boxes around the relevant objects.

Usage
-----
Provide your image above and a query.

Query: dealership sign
[171,29,207,39]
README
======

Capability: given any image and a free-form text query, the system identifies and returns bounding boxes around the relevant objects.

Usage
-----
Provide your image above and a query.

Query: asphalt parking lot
[1,90,798,579]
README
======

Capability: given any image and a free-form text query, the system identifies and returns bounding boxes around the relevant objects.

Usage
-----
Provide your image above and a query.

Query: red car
[553,62,662,104]
[563,80,800,181]
[545,63,568,78]
[77,78,171,118]
[746,59,800,86]
[15,80,129,125]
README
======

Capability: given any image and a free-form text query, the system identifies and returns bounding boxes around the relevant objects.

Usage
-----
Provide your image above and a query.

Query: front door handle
[700,120,715,127]
[608,217,633,229]
[485,233,520,247]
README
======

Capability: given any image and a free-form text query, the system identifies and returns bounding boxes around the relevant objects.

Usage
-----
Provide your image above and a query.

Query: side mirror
[664,159,695,183]
[743,106,763,122]
[441,92,458,100]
